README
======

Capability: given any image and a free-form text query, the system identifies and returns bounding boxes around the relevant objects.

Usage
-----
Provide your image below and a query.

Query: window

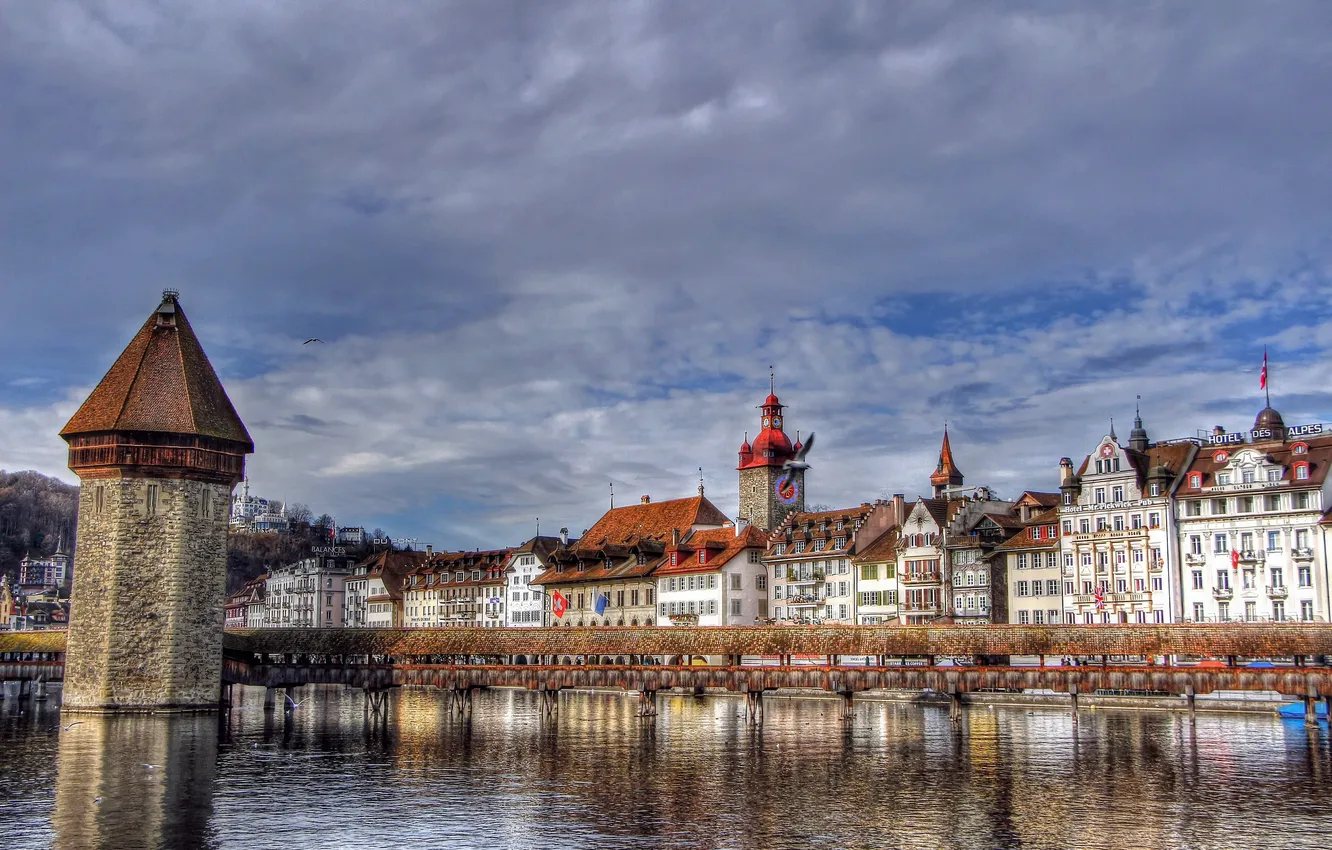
[1239,496,1254,513]
[1066,581,1075,595]
[1265,494,1282,511]
[1213,534,1228,554]
[1047,552,1058,569]
[811,540,824,552]
[1116,579,1127,593]
[1189,535,1202,555]
[1240,532,1254,552]
[1293,442,1309,454]
[730,599,742,617]
[1080,519,1091,533]
[1267,531,1282,552]
[1217,473,1232,485]
[834,536,846,549]
[1186,500,1201,516]
[1094,488,1106,504]
[1064,553,1074,568]
[1271,567,1284,588]
[1193,603,1205,622]
[1192,570,1203,590]
[1189,473,1202,489]
[1111,486,1124,502]
[1033,610,1045,625]
[730,573,742,590]
[1301,600,1314,621]
[1096,517,1107,532]
[1297,529,1310,549]
[145,484,159,516]
[748,550,761,563]
[1217,602,1230,622]
[756,575,767,591]
[1149,482,1161,497]
[1242,468,1255,484]
[1211,498,1227,515]
[1017,581,1029,597]
[1244,601,1257,622]
[1299,565,1312,587]
[1017,553,1028,569]
[1295,463,1309,480]
[1216,570,1230,590]
[1062,520,1073,534]
[1019,610,1030,624]
[1296,492,1311,510]
[1267,468,1281,482]
[1130,514,1141,529]
[792,542,805,553]
[1082,580,1093,594]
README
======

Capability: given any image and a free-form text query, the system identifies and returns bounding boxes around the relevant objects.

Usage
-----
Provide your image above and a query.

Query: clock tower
[737,381,803,531]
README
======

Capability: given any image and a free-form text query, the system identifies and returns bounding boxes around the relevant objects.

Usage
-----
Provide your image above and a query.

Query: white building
[504,533,570,627]
[1175,409,1332,623]
[17,543,71,591]
[263,554,356,628]
[767,503,895,623]
[346,549,423,628]
[336,526,367,546]
[997,508,1064,626]
[655,523,770,626]
[850,523,901,625]
[1057,411,1195,624]
[403,549,511,628]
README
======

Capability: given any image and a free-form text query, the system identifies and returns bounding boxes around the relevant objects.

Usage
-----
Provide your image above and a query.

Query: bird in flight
[775,431,814,495]
[143,764,158,770]
[303,338,324,345]
[60,720,83,731]
[285,693,308,710]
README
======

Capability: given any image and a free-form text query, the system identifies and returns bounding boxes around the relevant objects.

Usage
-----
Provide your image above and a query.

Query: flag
[1093,584,1105,611]
[594,592,608,616]
[1260,348,1267,390]
[551,590,568,618]
[1231,549,1240,570]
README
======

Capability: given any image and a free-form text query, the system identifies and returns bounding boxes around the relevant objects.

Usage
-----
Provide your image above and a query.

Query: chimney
[1059,457,1074,485]
[641,495,651,504]
[426,545,433,557]
[735,517,749,538]
[560,527,569,546]
[671,528,680,546]
[1213,425,1225,437]
[892,494,905,526]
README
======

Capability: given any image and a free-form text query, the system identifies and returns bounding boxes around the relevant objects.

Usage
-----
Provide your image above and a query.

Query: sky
[3,1,1332,550]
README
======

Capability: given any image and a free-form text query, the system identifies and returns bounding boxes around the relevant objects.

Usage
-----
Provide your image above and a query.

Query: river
[1,685,1329,849]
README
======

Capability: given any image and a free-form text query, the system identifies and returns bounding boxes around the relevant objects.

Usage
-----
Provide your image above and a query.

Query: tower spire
[1109,416,1117,442]
[609,482,614,509]
[769,365,775,396]
[929,427,964,498]
[698,467,705,497]
[1129,395,1149,452]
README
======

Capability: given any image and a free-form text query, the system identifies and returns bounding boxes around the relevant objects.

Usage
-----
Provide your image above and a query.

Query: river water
[1,685,1329,849]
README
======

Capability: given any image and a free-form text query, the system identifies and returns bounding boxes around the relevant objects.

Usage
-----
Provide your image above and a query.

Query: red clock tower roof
[738,389,795,469]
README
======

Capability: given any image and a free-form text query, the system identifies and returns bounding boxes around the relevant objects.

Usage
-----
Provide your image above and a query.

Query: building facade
[767,503,895,623]
[996,508,1063,626]
[17,543,71,592]
[504,534,570,627]
[655,524,770,626]
[1057,411,1194,624]
[535,494,729,627]
[403,549,511,628]
[850,520,902,625]
[263,554,356,628]
[1175,408,1332,623]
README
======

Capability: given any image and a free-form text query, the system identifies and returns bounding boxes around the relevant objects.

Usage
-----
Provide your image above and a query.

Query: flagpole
[1264,346,1271,408]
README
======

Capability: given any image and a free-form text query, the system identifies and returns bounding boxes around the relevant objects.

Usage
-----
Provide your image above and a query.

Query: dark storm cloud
[3,0,1332,546]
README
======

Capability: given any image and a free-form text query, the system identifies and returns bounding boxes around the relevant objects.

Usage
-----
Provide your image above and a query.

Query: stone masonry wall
[739,467,805,532]
[64,476,232,711]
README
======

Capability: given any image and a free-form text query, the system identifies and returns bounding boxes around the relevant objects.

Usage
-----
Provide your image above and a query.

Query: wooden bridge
[6,625,1332,723]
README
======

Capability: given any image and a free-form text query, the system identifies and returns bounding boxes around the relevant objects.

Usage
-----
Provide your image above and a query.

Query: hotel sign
[1207,423,1323,445]
[312,546,347,556]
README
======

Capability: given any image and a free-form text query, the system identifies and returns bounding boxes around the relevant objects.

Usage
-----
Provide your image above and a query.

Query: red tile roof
[574,495,729,550]
[993,508,1062,551]
[654,525,769,576]
[851,527,899,564]
[60,293,252,447]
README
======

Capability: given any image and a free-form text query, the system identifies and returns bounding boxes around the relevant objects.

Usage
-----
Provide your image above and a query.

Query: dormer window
[455,571,464,582]
[775,544,786,555]
[835,521,844,531]
[793,541,805,553]
[698,550,707,566]
[834,536,846,549]
[1293,442,1309,454]
[605,558,613,570]
[1294,462,1310,480]
[1214,450,1229,464]
[670,552,678,566]
[471,570,481,581]
[1189,473,1202,489]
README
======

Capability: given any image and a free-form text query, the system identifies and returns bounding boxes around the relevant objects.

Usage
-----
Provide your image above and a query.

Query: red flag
[1230,549,1240,569]
[551,590,568,618]
[1260,349,1267,390]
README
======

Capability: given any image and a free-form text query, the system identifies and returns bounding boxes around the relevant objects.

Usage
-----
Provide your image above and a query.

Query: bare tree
[286,503,313,526]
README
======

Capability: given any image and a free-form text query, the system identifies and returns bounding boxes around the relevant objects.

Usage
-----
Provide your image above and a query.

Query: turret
[929,427,964,498]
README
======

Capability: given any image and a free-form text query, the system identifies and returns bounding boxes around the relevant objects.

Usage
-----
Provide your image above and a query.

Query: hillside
[0,469,78,578]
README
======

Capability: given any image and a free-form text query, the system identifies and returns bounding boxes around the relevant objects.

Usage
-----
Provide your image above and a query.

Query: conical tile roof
[60,292,252,448]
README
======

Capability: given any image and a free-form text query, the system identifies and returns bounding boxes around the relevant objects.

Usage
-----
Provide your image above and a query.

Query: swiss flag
[551,590,568,618]
[1231,549,1240,569]
[1260,348,1268,390]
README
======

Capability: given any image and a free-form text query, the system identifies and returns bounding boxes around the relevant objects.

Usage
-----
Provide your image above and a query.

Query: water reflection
[51,712,218,849]
[0,685,1328,849]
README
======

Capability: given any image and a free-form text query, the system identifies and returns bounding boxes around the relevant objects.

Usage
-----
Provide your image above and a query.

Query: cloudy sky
[3,0,1332,549]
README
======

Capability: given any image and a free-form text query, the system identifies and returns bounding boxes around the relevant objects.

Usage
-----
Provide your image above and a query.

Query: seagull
[775,431,815,493]
[60,720,83,731]
[284,693,308,710]
[302,338,324,345]
[143,764,157,770]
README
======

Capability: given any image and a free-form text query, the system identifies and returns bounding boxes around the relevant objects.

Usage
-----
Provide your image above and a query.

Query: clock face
[776,474,800,505]
[762,416,770,428]
[1099,444,1114,458]
[772,416,782,429]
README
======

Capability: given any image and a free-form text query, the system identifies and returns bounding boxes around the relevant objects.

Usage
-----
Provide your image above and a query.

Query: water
[2,685,1329,849]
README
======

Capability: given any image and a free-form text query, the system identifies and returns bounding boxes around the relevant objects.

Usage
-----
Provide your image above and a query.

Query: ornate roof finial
[698,466,705,497]
[769,365,775,396]
[1109,416,1117,442]
[609,482,614,509]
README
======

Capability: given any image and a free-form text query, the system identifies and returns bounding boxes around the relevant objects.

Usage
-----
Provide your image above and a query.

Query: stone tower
[929,427,964,498]
[736,382,803,531]
[59,291,252,712]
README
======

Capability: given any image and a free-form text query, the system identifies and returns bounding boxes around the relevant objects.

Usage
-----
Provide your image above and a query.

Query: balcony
[1069,528,1148,543]
[1185,553,1206,567]
[1239,550,1261,564]
[902,601,940,613]
[784,595,820,606]
[953,608,990,618]
[1212,587,1234,600]
[902,573,941,585]
[1269,585,1289,599]
[1293,547,1315,561]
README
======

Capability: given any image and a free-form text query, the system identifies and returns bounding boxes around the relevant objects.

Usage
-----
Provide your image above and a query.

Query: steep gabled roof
[851,527,899,564]
[655,525,769,576]
[60,293,253,448]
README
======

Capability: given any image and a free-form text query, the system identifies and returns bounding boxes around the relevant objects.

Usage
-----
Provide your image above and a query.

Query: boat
[1277,701,1329,720]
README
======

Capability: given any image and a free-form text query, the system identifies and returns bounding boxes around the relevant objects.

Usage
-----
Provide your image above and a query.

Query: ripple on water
[0,686,1329,849]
